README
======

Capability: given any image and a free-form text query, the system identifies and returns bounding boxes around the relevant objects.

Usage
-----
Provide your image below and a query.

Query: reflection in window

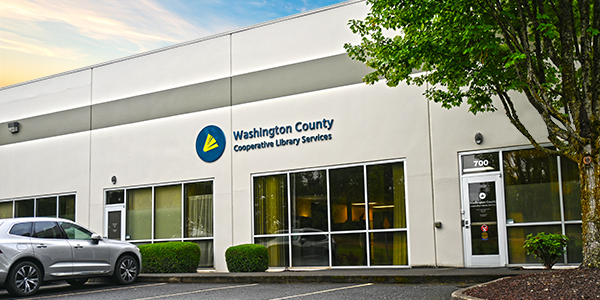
[15,199,34,217]
[503,149,561,223]
[127,188,152,240]
[36,197,57,218]
[367,163,406,229]
[330,166,366,231]
[370,231,407,265]
[561,158,582,221]
[0,202,13,219]
[59,195,76,221]
[185,182,213,238]
[291,171,327,232]
[60,222,93,240]
[332,233,366,266]
[507,225,561,264]
[254,175,288,235]
[501,148,582,265]
[155,185,182,239]
[255,236,290,267]
[253,161,408,268]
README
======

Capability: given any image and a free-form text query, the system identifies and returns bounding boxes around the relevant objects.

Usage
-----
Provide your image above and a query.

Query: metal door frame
[461,173,508,267]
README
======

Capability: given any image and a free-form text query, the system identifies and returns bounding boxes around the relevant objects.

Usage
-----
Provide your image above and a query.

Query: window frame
[252,159,410,268]
[0,193,77,221]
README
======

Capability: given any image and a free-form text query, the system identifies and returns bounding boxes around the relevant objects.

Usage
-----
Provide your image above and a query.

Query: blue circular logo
[196,125,226,162]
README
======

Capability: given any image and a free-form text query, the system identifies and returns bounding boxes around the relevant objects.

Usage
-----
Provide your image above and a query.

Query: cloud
[0,0,212,59]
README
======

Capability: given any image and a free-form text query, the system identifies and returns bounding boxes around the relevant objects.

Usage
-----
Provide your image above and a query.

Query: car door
[59,221,111,275]
[31,221,73,277]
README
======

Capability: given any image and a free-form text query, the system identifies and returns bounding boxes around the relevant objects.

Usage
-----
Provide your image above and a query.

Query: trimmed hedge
[139,242,200,273]
[225,244,268,272]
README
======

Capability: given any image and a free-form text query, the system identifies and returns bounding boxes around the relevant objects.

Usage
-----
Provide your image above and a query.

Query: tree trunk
[580,154,600,268]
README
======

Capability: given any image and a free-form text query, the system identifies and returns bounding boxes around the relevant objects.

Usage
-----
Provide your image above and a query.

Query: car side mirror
[91,233,102,244]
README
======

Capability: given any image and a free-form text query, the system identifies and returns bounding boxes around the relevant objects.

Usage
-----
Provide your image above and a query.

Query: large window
[0,194,76,221]
[107,180,214,268]
[503,148,582,265]
[253,160,408,268]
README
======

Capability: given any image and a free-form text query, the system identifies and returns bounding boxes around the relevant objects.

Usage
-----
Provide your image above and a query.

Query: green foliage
[523,232,569,269]
[139,242,200,273]
[225,244,268,272]
[345,0,600,267]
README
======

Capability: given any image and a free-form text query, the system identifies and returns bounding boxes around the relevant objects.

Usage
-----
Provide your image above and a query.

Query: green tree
[344,0,600,267]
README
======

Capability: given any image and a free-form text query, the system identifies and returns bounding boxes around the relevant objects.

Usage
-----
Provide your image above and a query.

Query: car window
[59,222,93,240]
[9,222,32,237]
[32,221,63,239]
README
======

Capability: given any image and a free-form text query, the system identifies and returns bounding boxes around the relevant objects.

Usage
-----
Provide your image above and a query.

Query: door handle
[73,245,83,249]
[462,219,470,228]
[36,244,47,249]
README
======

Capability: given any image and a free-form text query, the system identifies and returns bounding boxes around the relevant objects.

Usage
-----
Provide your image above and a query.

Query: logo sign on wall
[196,125,226,162]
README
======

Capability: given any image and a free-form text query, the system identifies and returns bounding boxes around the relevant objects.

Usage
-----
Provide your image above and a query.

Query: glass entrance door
[104,205,125,241]
[462,174,507,266]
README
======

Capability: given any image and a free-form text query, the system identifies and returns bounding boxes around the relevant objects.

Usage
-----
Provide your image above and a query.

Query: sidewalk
[137,267,546,285]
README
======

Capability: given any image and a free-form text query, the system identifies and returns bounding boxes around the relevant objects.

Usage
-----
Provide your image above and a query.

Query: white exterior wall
[0,0,555,271]
[428,94,550,267]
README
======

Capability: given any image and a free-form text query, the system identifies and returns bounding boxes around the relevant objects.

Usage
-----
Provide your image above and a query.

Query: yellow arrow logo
[203,134,219,152]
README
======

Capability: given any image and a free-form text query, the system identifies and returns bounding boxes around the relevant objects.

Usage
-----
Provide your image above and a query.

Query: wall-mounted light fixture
[8,122,19,134]
[474,132,483,145]
[111,176,117,184]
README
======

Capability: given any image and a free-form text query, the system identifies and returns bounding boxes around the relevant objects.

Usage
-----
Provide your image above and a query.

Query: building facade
[0,0,582,271]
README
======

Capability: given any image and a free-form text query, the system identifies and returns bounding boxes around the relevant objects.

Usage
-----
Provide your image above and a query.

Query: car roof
[0,217,73,223]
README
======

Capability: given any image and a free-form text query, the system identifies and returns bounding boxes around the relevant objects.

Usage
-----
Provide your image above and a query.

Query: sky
[0,0,348,88]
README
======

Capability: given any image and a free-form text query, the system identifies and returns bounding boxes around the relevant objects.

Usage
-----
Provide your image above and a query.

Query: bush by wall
[523,232,569,269]
[139,242,201,273]
[225,244,268,272]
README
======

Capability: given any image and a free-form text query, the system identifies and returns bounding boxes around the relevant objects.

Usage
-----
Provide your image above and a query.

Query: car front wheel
[113,255,138,284]
[6,261,42,297]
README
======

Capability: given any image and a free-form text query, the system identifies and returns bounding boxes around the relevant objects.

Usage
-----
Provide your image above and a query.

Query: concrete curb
[451,277,508,300]
[137,273,509,285]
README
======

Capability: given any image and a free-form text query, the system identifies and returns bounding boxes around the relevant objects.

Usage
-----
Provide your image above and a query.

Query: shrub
[139,242,200,273]
[225,244,268,272]
[523,232,569,269]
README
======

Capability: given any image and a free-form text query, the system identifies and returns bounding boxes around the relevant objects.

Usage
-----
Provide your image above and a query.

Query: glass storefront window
[503,149,561,223]
[155,185,182,239]
[184,182,213,238]
[507,225,561,264]
[566,224,583,263]
[332,233,367,266]
[255,236,289,267]
[36,197,57,218]
[193,240,215,268]
[254,174,288,235]
[370,231,408,266]
[0,195,76,220]
[291,171,327,232]
[15,199,34,217]
[253,160,408,268]
[561,158,582,221]
[367,162,406,229]
[127,188,152,240]
[291,231,331,267]
[59,195,76,221]
[112,180,214,268]
[330,166,366,232]
[0,202,13,219]
[106,190,125,204]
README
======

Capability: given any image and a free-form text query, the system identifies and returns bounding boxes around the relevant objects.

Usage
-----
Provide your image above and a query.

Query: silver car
[0,217,141,297]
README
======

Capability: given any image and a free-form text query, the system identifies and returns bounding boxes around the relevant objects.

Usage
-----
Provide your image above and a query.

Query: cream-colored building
[0,0,582,271]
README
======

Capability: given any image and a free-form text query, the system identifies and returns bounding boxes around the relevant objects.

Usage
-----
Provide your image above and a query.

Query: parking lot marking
[132,283,260,300]
[268,283,374,300]
[26,283,167,299]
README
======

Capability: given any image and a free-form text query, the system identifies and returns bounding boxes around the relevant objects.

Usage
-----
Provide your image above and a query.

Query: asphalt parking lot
[0,281,464,300]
